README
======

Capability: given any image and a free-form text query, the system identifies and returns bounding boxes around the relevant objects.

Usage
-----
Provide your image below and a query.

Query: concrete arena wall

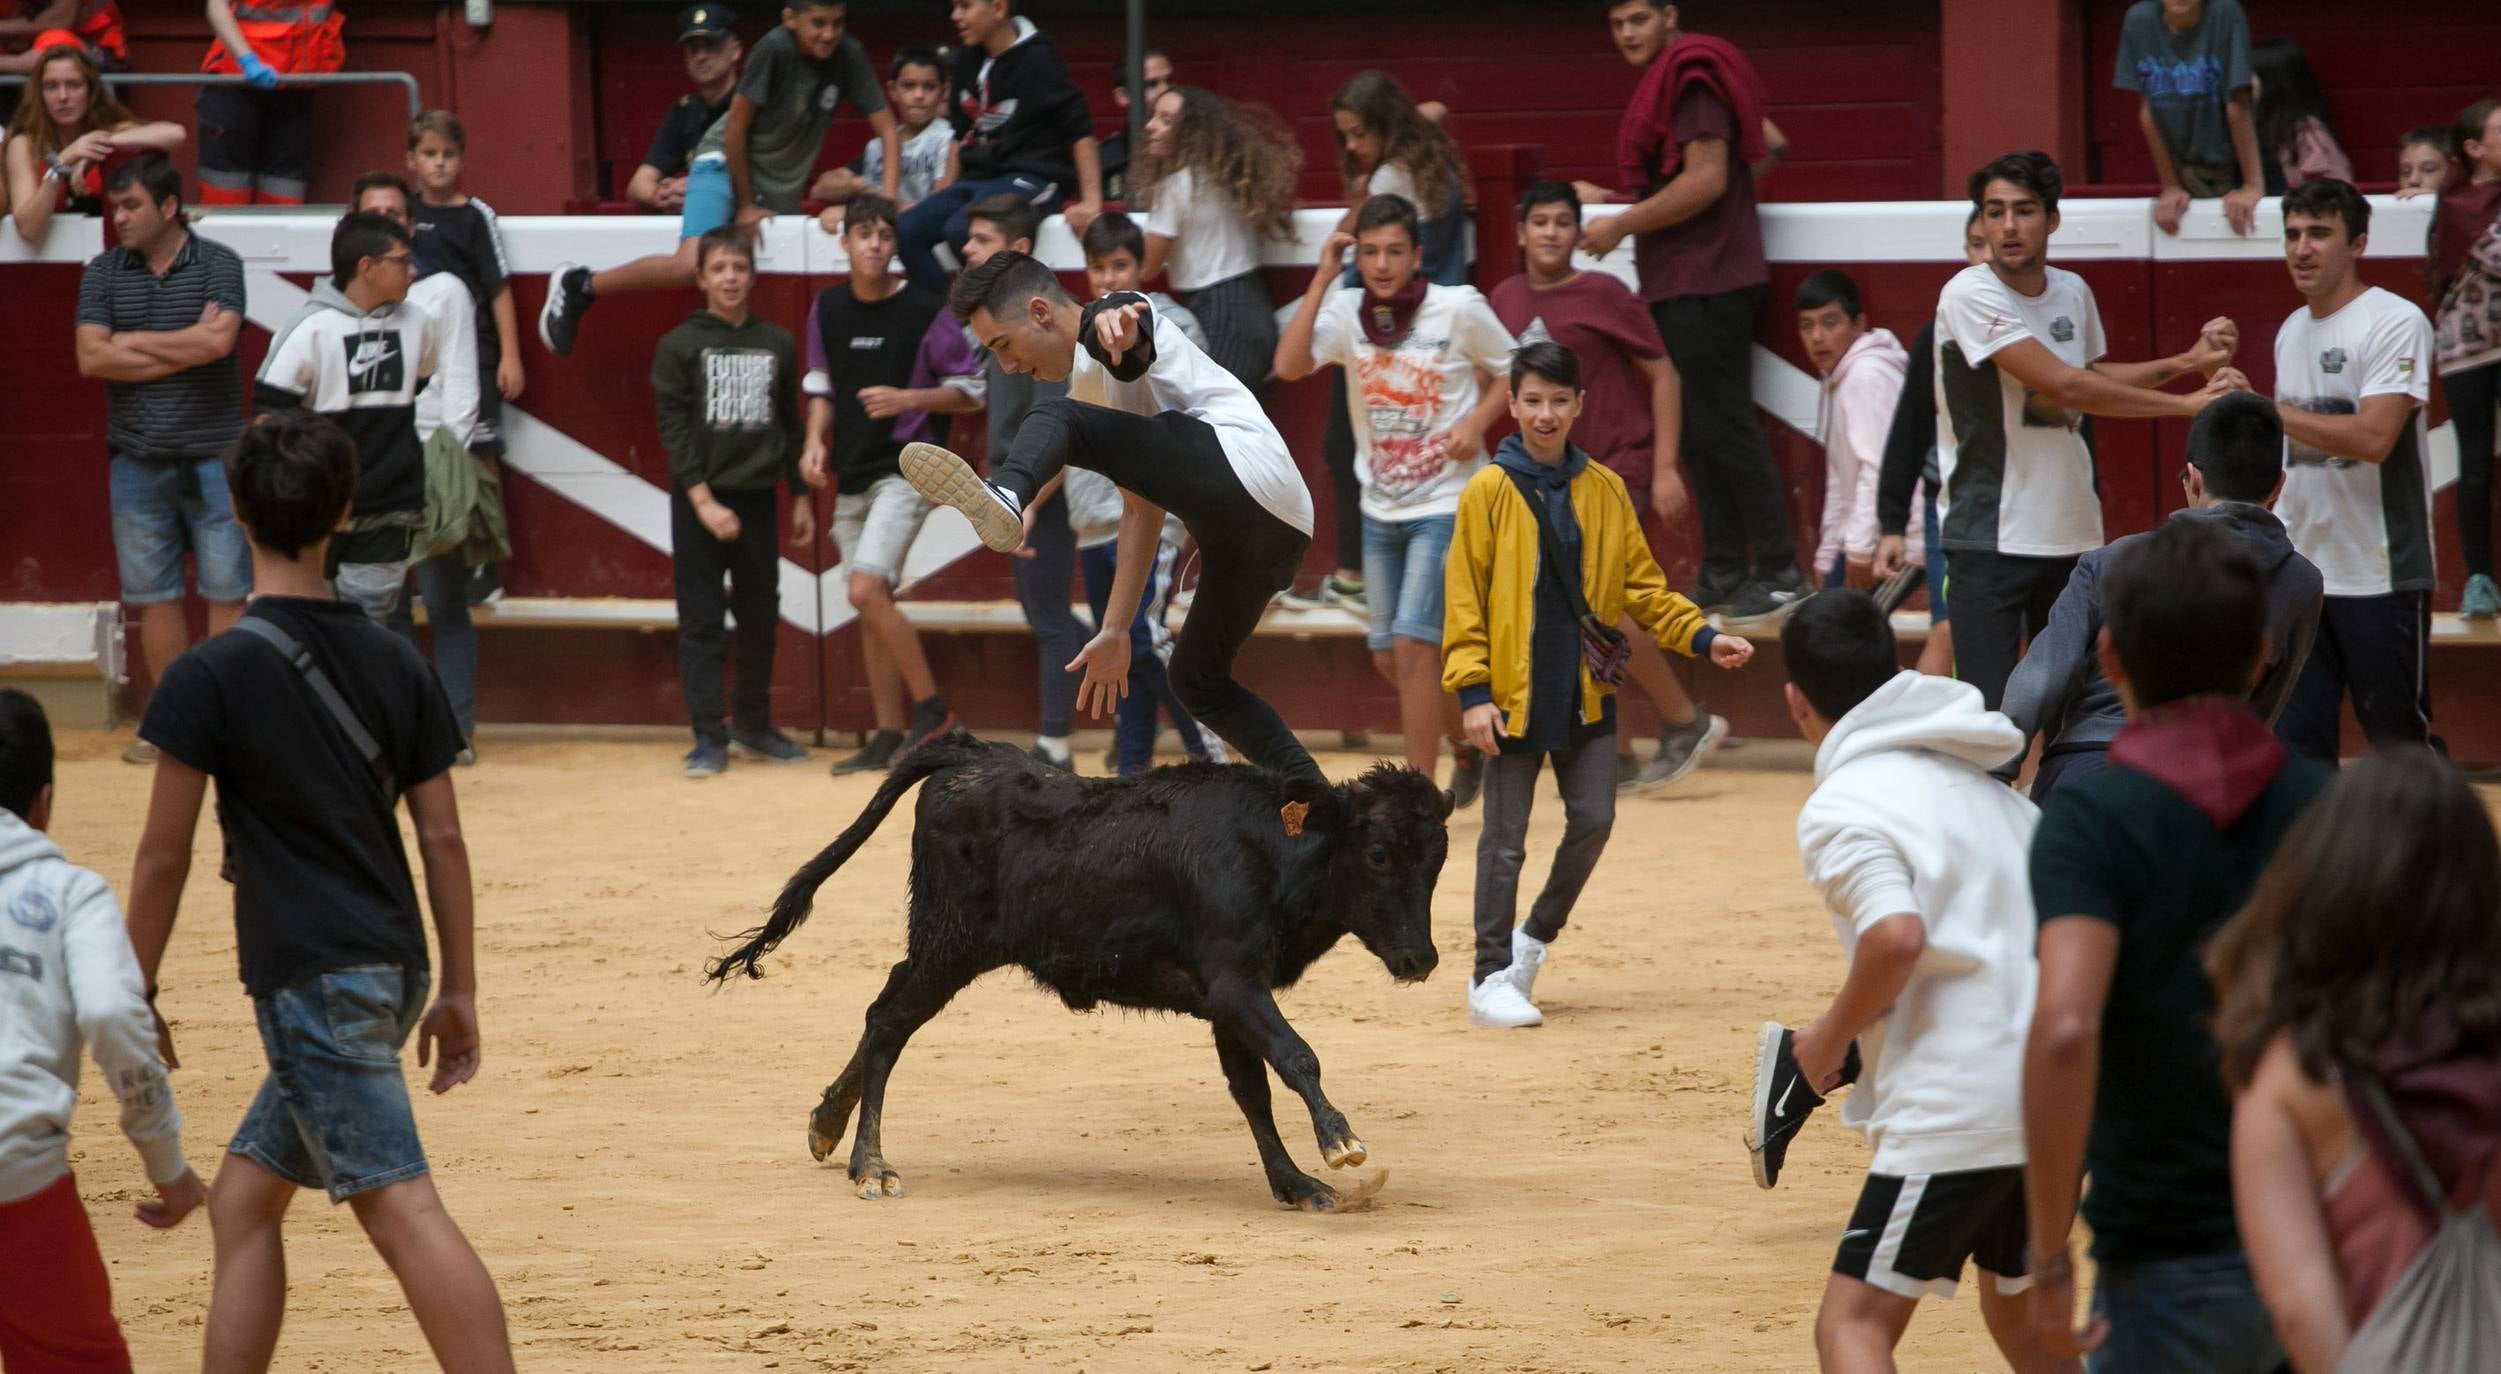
[7,194,2494,757]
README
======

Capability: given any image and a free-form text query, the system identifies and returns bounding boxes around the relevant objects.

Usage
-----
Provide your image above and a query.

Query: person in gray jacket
[2000,393,2323,802]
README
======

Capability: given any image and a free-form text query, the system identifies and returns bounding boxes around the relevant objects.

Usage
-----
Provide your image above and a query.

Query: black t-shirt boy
[141,597,464,998]
[949,20,1091,190]
[807,282,953,493]
[411,199,513,449]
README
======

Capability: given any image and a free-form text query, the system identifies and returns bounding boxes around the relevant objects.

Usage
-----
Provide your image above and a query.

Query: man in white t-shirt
[2267,178,2440,760]
[1935,150,2243,710]
[1749,591,2045,1373]
[1276,194,1517,795]
[898,251,1327,820]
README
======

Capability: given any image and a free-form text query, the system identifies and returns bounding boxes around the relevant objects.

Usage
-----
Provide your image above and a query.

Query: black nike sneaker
[1744,1019,1860,1189]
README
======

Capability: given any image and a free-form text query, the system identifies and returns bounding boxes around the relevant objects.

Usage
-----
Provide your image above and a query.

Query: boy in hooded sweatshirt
[1753,590,2059,1374]
[1794,270,1908,591]
[0,689,202,1371]
[1441,342,1752,1030]
[253,211,436,624]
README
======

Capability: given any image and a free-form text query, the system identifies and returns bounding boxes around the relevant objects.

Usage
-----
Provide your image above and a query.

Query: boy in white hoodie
[1753,591,2067,1374]
[0,688,202,1370]
[1796,271,1910,592]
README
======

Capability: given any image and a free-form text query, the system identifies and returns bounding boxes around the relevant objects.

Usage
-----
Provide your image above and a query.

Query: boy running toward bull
[1443,342,1752,1028]
[899,250,1326,823]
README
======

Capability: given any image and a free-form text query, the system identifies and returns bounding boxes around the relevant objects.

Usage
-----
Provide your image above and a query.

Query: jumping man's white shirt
[1071,295,1314,535]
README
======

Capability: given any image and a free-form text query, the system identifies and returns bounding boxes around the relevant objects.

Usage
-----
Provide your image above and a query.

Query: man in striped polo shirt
[73,155,250,764]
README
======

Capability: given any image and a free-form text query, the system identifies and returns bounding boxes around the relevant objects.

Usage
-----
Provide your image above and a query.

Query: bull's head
[1328,764,1451,983]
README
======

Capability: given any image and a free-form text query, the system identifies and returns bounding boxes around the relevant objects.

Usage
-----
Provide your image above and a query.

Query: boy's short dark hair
[2281,177,2370,243]
[695,225,753,271]
[350,169,412,212]
[843,192,899,238]
[1353,193,1420,245]
[2401,124,2454,157]
[1080,210,1145,264]
[1510,340,1581,392]
[2186,393,2285,503]
[1793,269,1862,318]
[1516,179,1580,226]
[0,688,53,823]
[1781,590,1899,724]
[226,410,360,561]
[948,248,1070,325]
[2101,517,2269,708]
[965,193,1041,251]
[330,212,411,290]
[891,43,943,80]
[105,154,183,212]
[408,108,465,152]
[789,0,846,11]
[1968,150,2062,215]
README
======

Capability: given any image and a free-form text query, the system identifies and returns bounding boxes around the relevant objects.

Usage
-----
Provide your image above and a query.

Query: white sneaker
[1508,930,1549,1001]
[900,442,1024,552]
[1469,973,1543,1029]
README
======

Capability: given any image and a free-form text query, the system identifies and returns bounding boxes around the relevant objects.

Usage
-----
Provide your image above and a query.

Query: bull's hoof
[808,1091,857,1162]
[851,1155,905,1199]
[1322,1137,1368,1169]
[1273,1172,1338,1212]
[808,1128,834,1162]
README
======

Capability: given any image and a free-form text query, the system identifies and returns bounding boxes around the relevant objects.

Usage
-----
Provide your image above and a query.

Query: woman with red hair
[4,41,181,244]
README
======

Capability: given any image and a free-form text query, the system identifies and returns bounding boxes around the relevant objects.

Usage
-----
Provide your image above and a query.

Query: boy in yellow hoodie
[1444,342,1755,1028]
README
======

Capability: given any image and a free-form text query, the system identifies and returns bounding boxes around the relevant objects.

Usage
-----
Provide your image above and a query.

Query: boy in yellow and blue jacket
[1444,341,1755,1028]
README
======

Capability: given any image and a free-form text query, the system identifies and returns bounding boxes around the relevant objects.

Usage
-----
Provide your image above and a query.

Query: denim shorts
[231,964,432,1204]
[109,454,252,605]
[2086,1248,2285,1374]
[1362,512,1456,651]
[679,155,735,241]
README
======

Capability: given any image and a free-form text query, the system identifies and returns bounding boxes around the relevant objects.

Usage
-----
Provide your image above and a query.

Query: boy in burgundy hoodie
[2020,517,2331,1373]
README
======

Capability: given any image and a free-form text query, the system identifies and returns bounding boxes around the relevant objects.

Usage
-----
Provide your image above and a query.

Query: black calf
[708,735,1450,1210]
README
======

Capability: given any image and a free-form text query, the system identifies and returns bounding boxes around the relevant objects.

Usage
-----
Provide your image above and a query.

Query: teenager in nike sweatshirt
[1754,590,2061,1374]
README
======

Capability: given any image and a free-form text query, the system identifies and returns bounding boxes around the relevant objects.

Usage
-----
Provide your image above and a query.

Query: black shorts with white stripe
[1831,1165,2030,1301]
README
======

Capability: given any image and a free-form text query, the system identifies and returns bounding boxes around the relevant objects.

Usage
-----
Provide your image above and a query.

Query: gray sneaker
[683,739,729,778]
[829,729,904,776]
[730,727,810,763]
[1630,714,1728,792]
[901,442,1024,552]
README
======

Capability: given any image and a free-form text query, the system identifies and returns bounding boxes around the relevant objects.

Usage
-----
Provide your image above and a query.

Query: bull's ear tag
[1279,800,1310,837]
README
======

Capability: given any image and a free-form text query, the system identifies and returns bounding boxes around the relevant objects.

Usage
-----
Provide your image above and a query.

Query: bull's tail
[705,734,990,982]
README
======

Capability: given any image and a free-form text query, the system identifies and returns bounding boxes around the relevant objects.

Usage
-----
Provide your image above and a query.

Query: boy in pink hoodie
[1796,271,1909,591]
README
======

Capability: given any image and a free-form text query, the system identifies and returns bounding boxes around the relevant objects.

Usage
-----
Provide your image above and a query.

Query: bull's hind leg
[1214,1028,1339,1212]
[1209,981,1368,1173]
[806,1051,866,1163]
[840,956,978,1199]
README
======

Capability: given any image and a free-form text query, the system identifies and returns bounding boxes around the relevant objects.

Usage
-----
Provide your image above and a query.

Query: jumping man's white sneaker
[900,442,1024,552]
[1469,973,1543,1029]
[1508,929,1549,1001]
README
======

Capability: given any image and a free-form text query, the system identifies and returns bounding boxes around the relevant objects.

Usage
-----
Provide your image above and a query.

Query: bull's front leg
[1207,980,1366,1171]
[1212,1026,1339,1211]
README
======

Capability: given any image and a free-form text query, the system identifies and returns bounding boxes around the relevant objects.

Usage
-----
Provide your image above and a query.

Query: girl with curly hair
[1133,85,1302,390]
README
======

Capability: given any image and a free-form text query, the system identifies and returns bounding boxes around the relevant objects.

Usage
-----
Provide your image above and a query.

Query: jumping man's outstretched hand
[1068,628,1133,719]
[1709,634,1754,669]
[1094,302,1148,368]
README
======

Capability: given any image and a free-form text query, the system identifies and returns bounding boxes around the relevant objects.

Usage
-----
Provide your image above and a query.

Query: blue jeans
[1081,540,1212,775]
[896,173,1063,290]
[387,553,478,741]
[1362,513,1456,652]
[2088,1250,2286,1374]
[231,964,432,1204]
[109,454,252,605]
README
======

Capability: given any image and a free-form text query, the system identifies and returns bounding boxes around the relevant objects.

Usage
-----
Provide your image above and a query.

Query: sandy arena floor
[53,727,2027,1372]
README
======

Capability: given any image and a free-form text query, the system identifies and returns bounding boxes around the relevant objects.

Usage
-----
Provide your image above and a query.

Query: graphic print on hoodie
[950,16,1093,189]
[253,281,437,518]
[1796,670,2038,1177]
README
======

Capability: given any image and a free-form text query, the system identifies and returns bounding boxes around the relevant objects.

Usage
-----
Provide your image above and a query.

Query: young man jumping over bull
[900,250,1326,822]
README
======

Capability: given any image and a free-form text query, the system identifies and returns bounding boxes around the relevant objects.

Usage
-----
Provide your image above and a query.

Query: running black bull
[706,736,1451,1211]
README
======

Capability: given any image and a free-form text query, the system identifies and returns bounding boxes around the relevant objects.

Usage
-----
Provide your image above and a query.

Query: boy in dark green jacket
[653,227,811,777]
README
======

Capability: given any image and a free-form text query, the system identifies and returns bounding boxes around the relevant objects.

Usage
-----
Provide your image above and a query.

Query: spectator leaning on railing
[198,0,347,206]
[812,44,954,216]
[628,4,743,216]
[5,41,181,245]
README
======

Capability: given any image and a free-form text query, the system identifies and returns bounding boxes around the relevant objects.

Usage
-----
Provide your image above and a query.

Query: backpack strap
[2355,1073,2461,1220]
[1502,469,1597,623]
[228,616,398,805]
